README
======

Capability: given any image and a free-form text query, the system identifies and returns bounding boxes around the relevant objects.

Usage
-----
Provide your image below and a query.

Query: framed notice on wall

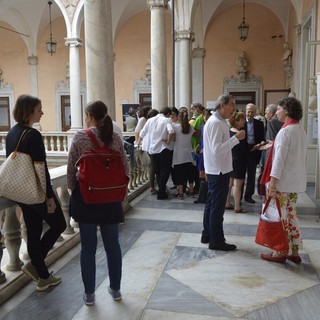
[264,89,290,111]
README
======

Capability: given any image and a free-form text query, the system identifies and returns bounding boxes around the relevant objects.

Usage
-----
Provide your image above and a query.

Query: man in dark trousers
[243,103,265,203]
[201,95,245,250]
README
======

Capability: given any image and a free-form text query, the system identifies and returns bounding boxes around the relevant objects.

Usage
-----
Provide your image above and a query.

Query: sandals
[225,205,234,210]
[234,208,248,213]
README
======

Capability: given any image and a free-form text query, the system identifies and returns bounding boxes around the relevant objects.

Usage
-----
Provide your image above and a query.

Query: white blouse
[270,123,307,193]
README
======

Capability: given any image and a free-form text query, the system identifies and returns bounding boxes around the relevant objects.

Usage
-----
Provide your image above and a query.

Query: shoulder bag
[0,129,46,204]
[255,196,289,252]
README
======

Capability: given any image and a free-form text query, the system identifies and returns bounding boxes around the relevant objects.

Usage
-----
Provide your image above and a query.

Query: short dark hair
[147,109,159,119]
[160,106,172,116]
[13,94,41,124]
[277,97,303,121]
[139,105,151,119]
[171,107,179,116]
[214,94,234,111]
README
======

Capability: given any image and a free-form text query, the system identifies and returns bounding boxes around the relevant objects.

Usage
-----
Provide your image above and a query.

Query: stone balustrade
[0,132,69,154]
[0,138,150,304]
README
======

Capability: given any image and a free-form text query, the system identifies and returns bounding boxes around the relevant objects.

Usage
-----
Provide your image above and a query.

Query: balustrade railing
[0,132,69,154]
[0,137,150,304]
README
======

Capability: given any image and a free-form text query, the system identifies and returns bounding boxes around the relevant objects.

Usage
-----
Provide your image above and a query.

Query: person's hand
[236,130,246,141]
[251,141,272,151]
[46,198,56,214]
[258,141,273,150]
[266,186,277,198]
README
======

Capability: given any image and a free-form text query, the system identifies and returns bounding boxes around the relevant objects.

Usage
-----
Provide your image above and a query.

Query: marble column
[316,72,320,198]
[148,0,169,110]
[28,55,38,97]
[28,55,41,130]
[176,30,194,109]
[192,47,205,105]
[84,0,115,120]
[174,36,180,109]
[65,38,83,130]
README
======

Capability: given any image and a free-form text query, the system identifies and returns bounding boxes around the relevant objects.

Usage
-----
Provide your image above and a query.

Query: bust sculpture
[237,51,247,72]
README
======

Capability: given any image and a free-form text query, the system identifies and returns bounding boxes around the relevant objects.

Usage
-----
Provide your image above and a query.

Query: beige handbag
[0,129,46,204]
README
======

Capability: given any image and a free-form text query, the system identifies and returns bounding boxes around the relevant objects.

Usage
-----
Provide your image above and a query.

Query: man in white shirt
[140,107,174,200]
[201,95,245,251]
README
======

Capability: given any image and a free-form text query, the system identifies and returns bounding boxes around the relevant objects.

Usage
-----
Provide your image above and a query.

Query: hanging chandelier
[46,0,57,55]
[238,0,249,41]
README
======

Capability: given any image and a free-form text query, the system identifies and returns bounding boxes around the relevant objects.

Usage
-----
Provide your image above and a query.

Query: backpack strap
[85,128,100,149]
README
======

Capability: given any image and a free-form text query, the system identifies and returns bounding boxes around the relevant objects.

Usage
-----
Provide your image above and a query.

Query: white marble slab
[125,207,203,223]
[141,309,235,319]
[72,230,180,320]
[166,251,318,317]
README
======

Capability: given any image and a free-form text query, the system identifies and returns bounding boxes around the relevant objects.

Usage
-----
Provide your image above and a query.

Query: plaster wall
[37,16,86,131]
[302,0,316,16]
[203,3,286,105]
[0,23,30,99]
[114,10,173,122]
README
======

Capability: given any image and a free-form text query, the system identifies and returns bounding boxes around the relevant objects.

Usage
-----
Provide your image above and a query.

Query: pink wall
[0,23,30,97]
[114,10,173,121]
[203,3,286,106]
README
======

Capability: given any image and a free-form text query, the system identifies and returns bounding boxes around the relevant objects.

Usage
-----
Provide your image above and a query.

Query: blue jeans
[202,172,230,244]
[79,223,122,294]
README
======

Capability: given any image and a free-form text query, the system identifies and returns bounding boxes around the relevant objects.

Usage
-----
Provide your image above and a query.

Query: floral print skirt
[276,191,303,254]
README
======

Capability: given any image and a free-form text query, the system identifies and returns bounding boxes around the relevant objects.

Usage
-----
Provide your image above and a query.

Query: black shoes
[245,197,256,204]
[201,235,210,244]
[157,192,169,200]
[209,242,237,251]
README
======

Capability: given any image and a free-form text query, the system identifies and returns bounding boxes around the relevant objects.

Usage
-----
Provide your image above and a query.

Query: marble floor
[1,184,320,320]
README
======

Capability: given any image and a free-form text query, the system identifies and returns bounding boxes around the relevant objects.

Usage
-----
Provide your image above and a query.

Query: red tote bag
[255,197,289,252]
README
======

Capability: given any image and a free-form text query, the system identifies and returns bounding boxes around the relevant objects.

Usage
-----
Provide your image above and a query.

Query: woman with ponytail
[67,101,129,305]
[171,109,197,199]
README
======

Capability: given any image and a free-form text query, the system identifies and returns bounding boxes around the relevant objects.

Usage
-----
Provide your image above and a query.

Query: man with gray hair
[265,104,282,141]
[201,95,245,251]
[243,103,265,203]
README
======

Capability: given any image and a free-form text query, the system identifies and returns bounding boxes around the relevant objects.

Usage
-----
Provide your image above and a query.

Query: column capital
[295,24,301,37]
[192,47,205,58]
[147,0,169,9]
[175,29,195,42]
[28,55,38,65]
[64,38,83,47]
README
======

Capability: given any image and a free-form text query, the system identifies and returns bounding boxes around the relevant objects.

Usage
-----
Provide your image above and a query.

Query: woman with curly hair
[260,97,307,263]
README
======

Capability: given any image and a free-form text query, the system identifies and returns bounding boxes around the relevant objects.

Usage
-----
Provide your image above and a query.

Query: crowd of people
[5,93,307,306]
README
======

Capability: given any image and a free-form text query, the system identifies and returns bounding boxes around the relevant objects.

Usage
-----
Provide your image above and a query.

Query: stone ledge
[0,231,80,304]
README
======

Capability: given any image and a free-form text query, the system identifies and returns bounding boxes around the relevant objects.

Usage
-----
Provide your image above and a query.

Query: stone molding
[192,47,205,58]
[64,38,83,47]
[28,55,38,65]
[175,29,195,42]
[147,0,169,9]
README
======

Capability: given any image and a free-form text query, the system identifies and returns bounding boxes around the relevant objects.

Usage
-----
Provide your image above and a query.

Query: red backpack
[76,129,129,204]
